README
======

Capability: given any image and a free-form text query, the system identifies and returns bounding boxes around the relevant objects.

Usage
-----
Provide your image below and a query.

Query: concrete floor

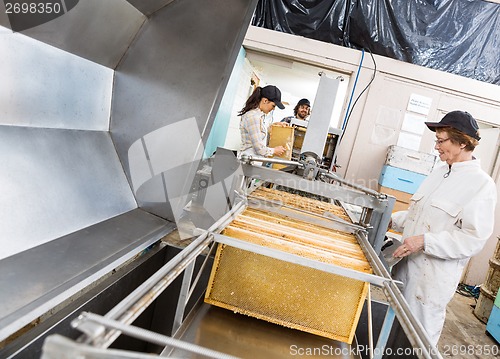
[439,293,499,359]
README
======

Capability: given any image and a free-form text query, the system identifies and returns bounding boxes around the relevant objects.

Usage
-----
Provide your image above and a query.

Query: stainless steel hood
[0,0,258,348]
[0,0,146,69]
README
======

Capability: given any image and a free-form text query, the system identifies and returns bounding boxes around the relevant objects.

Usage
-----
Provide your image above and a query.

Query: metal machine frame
[41,156,443,359]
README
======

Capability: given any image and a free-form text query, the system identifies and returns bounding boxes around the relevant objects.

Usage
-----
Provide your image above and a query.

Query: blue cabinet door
[486,305,500,344]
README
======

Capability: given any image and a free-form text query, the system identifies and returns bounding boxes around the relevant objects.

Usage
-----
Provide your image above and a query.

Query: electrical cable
[341,48,364,132]
[340,47,377,142]
[331,47,376,171]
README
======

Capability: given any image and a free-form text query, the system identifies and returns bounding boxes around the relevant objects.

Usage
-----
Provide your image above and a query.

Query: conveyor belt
[166,302,361,359]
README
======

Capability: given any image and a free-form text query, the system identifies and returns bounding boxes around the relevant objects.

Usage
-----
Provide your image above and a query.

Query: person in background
[390,110,497,347]
[238,85,287,159]
[281,98,311,123]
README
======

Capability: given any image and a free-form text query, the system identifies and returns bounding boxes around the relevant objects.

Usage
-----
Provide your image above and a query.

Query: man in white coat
[390,110,497,347]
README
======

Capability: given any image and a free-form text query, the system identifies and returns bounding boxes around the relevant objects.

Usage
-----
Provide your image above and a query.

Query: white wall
[222,49,350,151]
[243,25,500,286]
[223,57,255,151]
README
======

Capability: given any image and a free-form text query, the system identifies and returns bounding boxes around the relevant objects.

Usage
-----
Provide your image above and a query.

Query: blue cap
[426,111,480,140]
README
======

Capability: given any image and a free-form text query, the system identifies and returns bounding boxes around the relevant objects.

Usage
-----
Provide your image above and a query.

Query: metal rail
[211,232,396,288]
[76,201,247,348]
[240,155,386,200]
[239,154,302,168]
[73,312,239,359]
[241,164,380,208]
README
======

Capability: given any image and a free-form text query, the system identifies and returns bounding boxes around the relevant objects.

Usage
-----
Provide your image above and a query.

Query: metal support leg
[373,306,395,359]
[172,262,195,335]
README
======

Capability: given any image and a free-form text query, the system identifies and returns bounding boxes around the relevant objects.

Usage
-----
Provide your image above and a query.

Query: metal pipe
[355,229,439,357]
[42,334,162,359]
[98,238,213,347]
[240,154,303,167]
[74,312,240,359]
[382,282,442,359]
[322,172,384,198]
[84,201,247,348]
[212,233,392,287]
[355,231,394,281]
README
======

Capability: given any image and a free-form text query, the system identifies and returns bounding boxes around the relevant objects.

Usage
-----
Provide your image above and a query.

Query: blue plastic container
[379,165,427,194]
[487,304,500,344]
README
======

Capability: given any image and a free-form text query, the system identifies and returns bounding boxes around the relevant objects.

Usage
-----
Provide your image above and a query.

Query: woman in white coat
[391,110,497,347]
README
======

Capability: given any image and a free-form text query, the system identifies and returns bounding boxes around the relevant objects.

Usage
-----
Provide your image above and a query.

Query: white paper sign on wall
[407,94,432,116]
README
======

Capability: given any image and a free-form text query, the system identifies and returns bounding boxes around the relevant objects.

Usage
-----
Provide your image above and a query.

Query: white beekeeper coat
[391,159,497,347]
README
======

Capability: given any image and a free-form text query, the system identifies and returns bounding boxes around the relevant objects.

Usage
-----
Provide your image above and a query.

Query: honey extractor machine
[38,148,442,359]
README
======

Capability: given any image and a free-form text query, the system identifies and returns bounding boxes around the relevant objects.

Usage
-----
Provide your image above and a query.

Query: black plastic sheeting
[252,0,500,85]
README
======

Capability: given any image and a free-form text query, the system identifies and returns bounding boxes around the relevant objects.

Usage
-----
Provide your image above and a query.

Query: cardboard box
[379,185,412,212]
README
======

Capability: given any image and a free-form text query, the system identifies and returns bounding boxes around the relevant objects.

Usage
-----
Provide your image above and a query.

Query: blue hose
[341,49,364,131]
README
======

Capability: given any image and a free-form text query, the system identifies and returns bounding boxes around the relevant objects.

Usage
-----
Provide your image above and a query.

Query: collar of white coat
[435,158,481,175]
